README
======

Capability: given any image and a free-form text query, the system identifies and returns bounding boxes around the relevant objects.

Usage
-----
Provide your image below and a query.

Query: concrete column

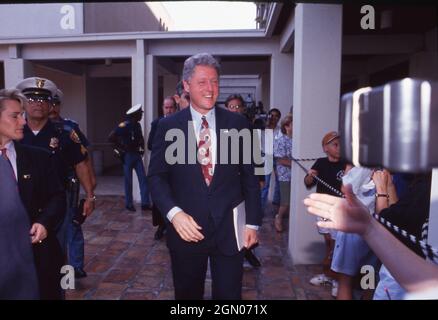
[131,39,147,203]
[145,54,158,167]
[270,47,293,116]
[4,49,34,87]
[261,72,270,111]
[289,3,343,264]
[429,171,438,248]
[256,78,262,105]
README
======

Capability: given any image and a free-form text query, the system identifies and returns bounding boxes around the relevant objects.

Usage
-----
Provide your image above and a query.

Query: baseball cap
[322,131,339,146]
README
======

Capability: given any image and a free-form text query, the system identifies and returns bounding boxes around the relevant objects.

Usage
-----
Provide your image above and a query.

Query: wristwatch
[87,195,97,201]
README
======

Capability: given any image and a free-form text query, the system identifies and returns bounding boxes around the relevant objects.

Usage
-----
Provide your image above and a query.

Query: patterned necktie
[197,116,213,186]
[1,148,17,182]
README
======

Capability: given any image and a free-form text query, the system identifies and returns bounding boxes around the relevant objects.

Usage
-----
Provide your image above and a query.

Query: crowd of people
[1,52,436,300]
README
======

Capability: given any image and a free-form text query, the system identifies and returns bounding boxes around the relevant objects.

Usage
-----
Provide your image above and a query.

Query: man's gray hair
[182,53,221,81]
[0,88,28,114]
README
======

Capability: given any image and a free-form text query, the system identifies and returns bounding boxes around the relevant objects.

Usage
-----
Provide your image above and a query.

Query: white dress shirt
[166,106,258,231]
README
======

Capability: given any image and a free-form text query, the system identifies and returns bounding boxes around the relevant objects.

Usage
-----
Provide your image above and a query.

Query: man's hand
[304,169,318,186]
[171,211,204,242]
[244,227,258,249]
[303,184,372,237]
[372,169,389,193]
[83,198,95,216]
[30,223,48,244]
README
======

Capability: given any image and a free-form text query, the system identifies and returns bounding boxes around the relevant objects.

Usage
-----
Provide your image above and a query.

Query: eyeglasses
[228,105,243,110]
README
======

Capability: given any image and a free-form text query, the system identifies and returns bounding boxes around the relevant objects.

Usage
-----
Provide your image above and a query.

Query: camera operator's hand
[304,184,372,237]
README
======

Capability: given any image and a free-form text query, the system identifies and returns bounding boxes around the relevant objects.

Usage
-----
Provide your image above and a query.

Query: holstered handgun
[67,177,80,209]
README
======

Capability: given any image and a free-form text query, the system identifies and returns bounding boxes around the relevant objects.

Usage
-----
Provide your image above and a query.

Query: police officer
[16,77,96,279]
[108,104,151,212]
[50,89,97,189]
[48,88,96,279]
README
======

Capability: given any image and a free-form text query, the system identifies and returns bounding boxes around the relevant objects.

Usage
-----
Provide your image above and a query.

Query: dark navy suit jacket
[148,107,262,255]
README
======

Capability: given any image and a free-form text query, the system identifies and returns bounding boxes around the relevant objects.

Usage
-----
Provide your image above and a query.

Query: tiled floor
[66,195,334,300]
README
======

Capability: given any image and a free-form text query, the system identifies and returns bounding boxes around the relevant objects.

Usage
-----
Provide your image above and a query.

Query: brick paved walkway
[66,196,334,300]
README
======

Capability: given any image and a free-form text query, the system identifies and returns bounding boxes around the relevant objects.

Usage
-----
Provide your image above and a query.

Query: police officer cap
[126,104,143,115]
[53,89,64,104]
[16,77,58,99]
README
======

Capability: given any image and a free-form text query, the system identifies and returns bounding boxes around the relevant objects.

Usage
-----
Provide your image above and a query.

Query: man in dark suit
[147,96,177,240]
[0,88,66,299]
[148,53,262,300]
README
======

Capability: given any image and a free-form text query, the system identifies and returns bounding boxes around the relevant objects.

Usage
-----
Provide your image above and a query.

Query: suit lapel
[209,107,227,190]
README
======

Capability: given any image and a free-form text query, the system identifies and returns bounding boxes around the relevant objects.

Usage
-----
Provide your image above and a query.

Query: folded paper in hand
[233,201,246,251]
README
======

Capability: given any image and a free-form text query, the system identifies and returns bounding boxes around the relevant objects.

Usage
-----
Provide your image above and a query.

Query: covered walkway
[66,194,333,300]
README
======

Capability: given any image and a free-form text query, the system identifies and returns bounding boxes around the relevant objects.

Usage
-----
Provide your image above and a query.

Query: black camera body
[339,78,438,172]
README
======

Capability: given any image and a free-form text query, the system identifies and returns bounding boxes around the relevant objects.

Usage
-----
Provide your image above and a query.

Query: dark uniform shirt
[20,120,88,182]
[110,120,145,154]
[308,157,347,197]
[380,174,432,258]
[61,118,90,148]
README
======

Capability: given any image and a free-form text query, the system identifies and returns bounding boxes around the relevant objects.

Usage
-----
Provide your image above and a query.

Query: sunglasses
[228,105,243,110]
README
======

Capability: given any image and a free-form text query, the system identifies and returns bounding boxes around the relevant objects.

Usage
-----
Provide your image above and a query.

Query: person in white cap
[108,104,151,211]
[50,89,96,189]
[16,77,96,285]
[49,88,96,279]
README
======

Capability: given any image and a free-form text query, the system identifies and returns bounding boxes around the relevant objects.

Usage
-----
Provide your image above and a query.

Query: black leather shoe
[74,268,87,279]
[141,204,152,211]
[154,225,166,240]
[244,249,261,268]
[126,205,136,212]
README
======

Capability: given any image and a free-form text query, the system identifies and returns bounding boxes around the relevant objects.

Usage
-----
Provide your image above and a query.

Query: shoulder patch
[64,118,78,126]
[118,121,127,128]
[70,129,81,144]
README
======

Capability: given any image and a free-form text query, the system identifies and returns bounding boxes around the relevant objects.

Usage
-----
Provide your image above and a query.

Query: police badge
[70,130,81,144]
[36,78,46,88]
[49,137,59,149]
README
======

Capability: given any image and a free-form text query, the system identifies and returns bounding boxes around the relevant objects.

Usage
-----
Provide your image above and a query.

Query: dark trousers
[169,246,244,300]
[152,204,165,227]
